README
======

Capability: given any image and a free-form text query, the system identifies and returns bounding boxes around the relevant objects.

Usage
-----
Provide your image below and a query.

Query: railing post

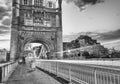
[0,61,18,83]
[5,65,7,77]
[2,66,5,82]
[118,75,119,84]
[0,67,2,83]
[94,68,97,84]
[7,65,8,76]
[43,62,45,70]
[56,62,59,76]
[69,64,72,84]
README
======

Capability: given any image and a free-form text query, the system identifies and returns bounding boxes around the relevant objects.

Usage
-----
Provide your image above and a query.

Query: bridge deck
[6,64,61,84]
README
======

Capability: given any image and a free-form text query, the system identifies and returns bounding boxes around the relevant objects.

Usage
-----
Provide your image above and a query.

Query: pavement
[6,63,62,84]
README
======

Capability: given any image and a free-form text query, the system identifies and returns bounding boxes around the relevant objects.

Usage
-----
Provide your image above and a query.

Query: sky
[0,0,120,50]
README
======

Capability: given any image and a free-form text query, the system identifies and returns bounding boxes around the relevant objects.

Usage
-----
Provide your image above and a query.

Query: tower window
[24,12,31,19]
[24,0,28,5]
[33,11,44,24]
[48,1,53,8]
[34,17,43,24]
[34,0,43,6]
[44,13,51,21]
[51,15,56,27]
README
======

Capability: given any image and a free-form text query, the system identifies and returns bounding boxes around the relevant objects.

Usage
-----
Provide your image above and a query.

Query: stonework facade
[10,0,63,59]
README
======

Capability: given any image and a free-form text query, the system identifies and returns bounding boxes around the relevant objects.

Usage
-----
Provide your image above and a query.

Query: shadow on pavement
[36,67,69,84]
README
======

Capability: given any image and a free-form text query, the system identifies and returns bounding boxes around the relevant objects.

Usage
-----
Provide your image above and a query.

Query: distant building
[0,49,9,63]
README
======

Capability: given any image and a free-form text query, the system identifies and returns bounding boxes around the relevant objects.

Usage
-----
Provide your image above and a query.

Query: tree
[111,51,120,58]
[82,51,90,58]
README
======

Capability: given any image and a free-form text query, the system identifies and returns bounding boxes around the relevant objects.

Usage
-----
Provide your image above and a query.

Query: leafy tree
[82,51,90,58]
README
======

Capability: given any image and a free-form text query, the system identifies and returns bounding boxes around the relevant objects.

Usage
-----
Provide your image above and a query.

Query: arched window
[33,11,44,25]
[44,12,51,27]
[34,0,43,6]
[48,1,52,8]
[24,0,28,5]
[24,11,31,19]
[44,0,57,8]
[51,15,56,27]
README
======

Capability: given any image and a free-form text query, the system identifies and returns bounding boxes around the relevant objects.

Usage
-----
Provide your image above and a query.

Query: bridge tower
[10,0,63,60]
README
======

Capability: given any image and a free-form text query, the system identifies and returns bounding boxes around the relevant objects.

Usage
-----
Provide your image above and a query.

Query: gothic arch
[20,37,55,56]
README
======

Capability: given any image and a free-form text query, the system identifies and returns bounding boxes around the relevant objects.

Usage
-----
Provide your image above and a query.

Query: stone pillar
[56,31,63,58]
[10,29,19,60]
[56,0,63,58]
[10,0,19,60]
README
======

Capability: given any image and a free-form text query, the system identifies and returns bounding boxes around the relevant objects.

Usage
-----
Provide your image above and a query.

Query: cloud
[63,29,120,42]
[0,7,9,20]
[0,25,10,30]
[0,40,10,50]
[0,0,12,20]
[93,29,120,41]
[0,25,10,35]
[102,39,120,50]
[0,30,10,35]
[0,39,10,41]
[64,0,104,11]
[2,18,11,26]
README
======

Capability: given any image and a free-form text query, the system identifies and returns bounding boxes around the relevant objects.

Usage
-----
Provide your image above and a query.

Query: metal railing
[0,61,18,83]
[35,60,120,84]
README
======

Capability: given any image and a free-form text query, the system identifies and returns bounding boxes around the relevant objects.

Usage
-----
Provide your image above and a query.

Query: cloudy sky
[0,0,120,50]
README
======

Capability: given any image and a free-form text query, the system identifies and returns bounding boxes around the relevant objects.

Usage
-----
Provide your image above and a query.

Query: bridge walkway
[6,63,62,84]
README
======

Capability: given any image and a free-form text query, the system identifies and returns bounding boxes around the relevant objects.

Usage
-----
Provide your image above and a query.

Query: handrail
[36,60,120,84]
[0,61,15,67]
[0,61,18,83]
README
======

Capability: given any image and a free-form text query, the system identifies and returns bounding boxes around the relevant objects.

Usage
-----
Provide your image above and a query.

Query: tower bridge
[10,0,63,60]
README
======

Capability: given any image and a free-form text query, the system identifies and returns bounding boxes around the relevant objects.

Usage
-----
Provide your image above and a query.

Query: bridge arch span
[20,37,56,59]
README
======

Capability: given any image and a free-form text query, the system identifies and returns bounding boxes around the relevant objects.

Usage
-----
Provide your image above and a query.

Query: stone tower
[10,0,63,59]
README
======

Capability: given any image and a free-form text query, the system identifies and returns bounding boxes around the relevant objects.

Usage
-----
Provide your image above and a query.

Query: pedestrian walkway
[6,64,62,84]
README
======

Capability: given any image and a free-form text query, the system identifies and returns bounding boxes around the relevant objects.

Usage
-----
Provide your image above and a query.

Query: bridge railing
[36,60,120,84]
[0,61,18,83]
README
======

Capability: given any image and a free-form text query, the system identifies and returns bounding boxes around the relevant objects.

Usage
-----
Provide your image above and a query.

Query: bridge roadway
[5,63,62,84]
